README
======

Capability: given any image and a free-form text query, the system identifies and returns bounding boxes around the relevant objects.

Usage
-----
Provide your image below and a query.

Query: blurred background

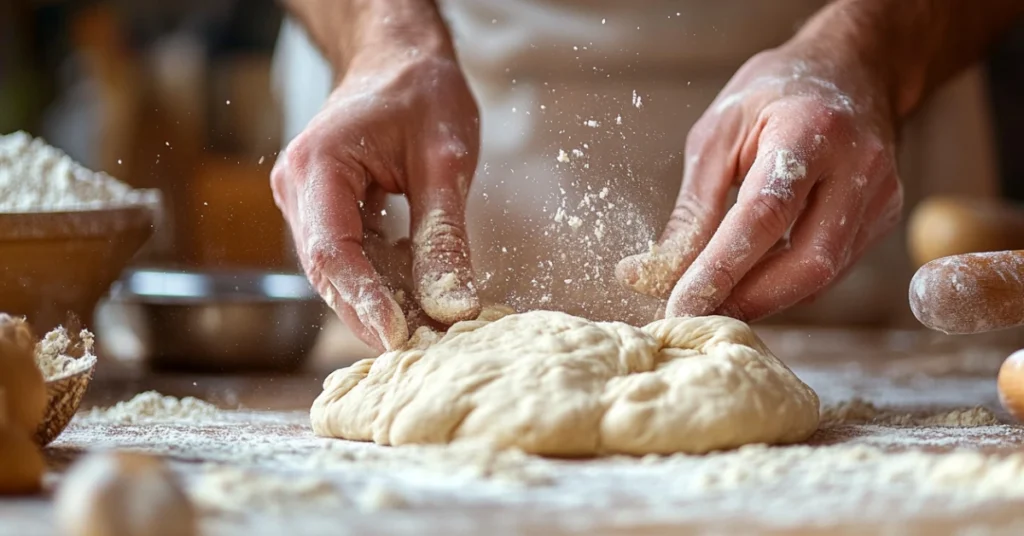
[4,0,1024,351]
[2,0,287,270]
[5,1,1024,272]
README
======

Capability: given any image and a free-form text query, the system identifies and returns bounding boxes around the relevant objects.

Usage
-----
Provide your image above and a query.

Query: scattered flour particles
[0,131,153,212]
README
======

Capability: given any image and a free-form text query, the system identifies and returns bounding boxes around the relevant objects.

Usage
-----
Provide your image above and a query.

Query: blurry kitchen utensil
[103,269,325,373]
[0,205,156,333]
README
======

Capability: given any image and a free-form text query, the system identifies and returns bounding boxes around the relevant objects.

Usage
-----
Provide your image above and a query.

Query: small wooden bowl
[36,355,98,446]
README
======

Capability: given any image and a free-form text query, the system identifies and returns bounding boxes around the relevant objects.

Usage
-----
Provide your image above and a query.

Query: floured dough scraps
[311,308,819,456]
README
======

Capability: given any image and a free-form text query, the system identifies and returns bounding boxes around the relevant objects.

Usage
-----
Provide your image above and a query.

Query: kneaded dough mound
[311,310,820,456]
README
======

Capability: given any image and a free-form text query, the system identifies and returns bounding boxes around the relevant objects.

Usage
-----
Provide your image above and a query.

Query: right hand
[271,52,482,352]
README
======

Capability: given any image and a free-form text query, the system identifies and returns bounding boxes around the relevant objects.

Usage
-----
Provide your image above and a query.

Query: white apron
[273,1,998,361]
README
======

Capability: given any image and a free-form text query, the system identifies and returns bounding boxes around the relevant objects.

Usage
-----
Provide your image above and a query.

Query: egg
[908,196,1024,268]
[55,452,198,536]
[998,349,1024,422]
[0,315,47,436]
[0,421,45,494]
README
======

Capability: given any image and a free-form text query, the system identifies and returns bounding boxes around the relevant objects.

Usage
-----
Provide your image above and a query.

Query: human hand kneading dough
[616,38,902,321]
[273,0,481,351]
[617,0,1024,323]
[280,0,1024,347]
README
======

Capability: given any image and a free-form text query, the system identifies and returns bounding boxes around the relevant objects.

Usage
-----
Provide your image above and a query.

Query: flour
[820,398,999,427]
[356,481,410,511]
[761,148,807,200]
[34,326,97,380]
[0,131,153,212]
[191,465,342,514]
[78,391,220,424]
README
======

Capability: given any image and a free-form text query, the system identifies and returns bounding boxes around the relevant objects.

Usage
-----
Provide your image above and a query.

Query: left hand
[616,43,904,321]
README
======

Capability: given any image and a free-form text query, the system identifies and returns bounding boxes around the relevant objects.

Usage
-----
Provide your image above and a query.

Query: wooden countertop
[3,325,1024,535]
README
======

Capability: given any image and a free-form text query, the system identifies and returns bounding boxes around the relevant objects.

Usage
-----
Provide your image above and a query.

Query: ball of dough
[0,315,47,436]
[908,197,1024,268]
[0,423,45,494]
[55,452,198,536]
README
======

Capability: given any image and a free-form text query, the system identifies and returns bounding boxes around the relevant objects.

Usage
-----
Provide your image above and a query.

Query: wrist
[789,0,941,122]
[332,0,455,78]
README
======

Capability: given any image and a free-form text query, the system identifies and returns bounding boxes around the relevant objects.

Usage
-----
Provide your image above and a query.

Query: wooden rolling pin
[909,250,1024,334]
[907,196,1024,268]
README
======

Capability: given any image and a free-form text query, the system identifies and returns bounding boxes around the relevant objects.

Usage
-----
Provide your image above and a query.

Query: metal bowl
[102,269,326,373]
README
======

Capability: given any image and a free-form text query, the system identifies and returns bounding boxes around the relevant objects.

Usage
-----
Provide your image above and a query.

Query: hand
[616,43,903,321]
[272,53,481,352]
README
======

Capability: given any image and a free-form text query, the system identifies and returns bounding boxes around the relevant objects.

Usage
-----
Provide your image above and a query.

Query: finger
[714,171,865,321]
[666,124,823,318]
[295,157,409,351]
[407,133,481,325]
[615,118,740,298]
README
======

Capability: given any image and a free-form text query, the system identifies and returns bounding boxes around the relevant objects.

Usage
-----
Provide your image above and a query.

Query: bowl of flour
[0,131,161,332]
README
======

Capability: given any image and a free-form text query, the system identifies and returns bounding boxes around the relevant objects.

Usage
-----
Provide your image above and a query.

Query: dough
[311,309,820,456]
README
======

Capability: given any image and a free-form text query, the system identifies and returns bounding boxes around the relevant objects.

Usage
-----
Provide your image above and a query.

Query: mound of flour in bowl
[0,131,152,212]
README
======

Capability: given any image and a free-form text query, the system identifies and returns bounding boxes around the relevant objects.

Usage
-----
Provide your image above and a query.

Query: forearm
[793,0,1024,120]
[282,0,454,75]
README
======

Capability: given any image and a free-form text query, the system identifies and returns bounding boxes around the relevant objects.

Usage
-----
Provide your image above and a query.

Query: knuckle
[282,135,315,174]
[720,297,756,322]
[698,261,739,296]
[413,211,469,261]
[749,194,793,238]
[807,240,846,283]
[305,240,340,275]
[860,140,894,177]
[665,192,709,235]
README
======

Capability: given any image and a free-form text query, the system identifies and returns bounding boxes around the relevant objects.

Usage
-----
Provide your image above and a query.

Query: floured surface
[5,327,1024,535]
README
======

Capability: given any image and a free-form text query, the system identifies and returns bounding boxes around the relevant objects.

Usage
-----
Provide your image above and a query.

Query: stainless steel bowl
[103,269,326,373]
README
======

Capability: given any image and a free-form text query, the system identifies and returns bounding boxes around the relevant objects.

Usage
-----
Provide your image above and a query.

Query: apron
[273,1,998,360]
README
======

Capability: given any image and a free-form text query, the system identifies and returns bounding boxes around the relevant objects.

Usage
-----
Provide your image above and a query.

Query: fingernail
[353,291,409,352]
[418,269,480,325]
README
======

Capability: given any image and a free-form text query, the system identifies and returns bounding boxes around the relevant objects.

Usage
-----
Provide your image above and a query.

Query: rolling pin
[909,250,1024,335]
[907,197,1024,268]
